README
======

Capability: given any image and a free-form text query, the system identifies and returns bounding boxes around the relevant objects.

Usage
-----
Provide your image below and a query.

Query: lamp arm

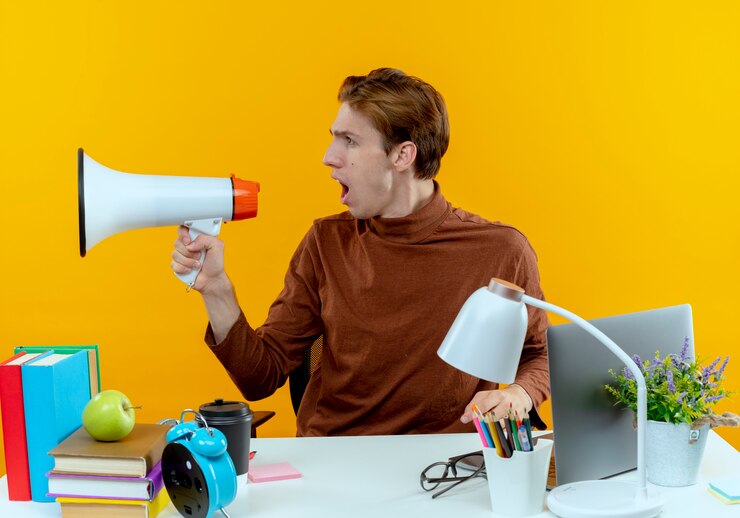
[521,295,649,497]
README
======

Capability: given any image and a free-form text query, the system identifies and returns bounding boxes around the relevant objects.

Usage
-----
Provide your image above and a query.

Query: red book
[0,351,49,500]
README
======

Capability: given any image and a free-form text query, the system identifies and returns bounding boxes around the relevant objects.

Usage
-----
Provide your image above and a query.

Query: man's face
[323,103,401,219]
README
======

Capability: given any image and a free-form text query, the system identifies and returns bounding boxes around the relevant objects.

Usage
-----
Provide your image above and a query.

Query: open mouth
[337,180,349,204]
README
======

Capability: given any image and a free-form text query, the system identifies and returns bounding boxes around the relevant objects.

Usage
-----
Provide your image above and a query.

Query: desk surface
[2,431,738,517]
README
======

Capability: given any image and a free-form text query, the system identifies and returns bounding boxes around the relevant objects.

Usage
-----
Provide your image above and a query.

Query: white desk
[1,431,738,517]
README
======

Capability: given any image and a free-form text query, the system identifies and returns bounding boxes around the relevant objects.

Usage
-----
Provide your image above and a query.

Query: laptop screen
[546,304,694,486]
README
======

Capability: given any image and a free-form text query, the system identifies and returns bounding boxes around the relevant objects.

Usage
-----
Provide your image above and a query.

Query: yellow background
[1,1,739,476]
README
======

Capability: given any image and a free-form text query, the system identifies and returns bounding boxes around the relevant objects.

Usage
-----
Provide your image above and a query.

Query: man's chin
[347,206,369,219]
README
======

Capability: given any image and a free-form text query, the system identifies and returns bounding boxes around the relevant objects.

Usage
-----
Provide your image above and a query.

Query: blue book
[22,351,91,502]
[14,345,101,394]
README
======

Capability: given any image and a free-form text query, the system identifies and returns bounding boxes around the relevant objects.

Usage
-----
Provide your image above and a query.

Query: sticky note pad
[248,462,302,483]
[708,487,738,505]
[709,479,740,502]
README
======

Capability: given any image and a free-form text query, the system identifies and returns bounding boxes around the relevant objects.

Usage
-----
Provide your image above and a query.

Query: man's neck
[381,178,435,218]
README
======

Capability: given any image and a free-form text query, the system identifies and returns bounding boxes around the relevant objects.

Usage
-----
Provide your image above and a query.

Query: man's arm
[200,276,241,344]
[172,224,324,401]
[460,235,550,426]
[171,225,241,342]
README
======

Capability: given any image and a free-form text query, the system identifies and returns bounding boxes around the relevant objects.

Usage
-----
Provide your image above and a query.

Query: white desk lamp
[437,278,664,518]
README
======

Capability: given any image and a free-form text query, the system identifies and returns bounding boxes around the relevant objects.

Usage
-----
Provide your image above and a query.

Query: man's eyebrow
[330,129,361,139]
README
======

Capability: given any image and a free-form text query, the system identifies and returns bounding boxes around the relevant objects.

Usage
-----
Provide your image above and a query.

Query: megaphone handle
[174,218,223,289]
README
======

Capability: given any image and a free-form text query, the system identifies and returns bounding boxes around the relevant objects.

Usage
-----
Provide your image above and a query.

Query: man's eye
[345,136,354,145]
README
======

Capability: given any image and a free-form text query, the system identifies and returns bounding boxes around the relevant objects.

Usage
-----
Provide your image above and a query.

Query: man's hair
[338,68,449,180]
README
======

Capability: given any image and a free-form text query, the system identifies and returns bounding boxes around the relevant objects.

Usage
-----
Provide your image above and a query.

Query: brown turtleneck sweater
[206,184,550,436]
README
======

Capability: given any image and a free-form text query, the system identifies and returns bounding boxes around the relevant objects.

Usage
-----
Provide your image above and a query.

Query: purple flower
[715,356,730,380]
[679,336,690,362]
[702,357,721,381]
[632,354,643,372]
[666,370,676,393]
[676,391,687,403]
[622,367,635,380]
[704,395,724,404]
[670,354,681,370]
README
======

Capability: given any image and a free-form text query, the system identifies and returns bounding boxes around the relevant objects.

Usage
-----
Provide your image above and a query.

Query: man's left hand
[460,384,533,424]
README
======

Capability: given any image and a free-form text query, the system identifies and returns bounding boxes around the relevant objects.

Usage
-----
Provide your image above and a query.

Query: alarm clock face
[163,442,211,518]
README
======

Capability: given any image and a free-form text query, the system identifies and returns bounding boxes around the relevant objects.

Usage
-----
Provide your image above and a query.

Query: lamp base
[547,480,663,518]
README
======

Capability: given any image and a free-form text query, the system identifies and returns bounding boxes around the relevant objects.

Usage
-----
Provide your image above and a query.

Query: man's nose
[322,142,340,168]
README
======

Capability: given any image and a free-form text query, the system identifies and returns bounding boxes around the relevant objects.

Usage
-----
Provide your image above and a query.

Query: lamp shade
[437,284,527,383]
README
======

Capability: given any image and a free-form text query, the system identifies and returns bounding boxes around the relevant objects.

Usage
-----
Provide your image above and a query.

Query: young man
[171,68,550,435]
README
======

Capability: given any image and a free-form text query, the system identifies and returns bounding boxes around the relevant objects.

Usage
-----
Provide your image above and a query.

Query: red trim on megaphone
[231,176,259,220]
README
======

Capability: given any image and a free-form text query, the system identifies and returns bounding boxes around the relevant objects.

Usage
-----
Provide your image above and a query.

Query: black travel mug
[198,399,253,475]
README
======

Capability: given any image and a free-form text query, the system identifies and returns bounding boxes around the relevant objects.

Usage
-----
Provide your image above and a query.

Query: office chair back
[289,336,323,415]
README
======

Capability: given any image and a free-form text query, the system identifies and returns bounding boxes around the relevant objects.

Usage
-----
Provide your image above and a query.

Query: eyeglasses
[419,451,486,499]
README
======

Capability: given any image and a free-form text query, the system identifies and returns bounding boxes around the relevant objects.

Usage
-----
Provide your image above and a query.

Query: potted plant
[606,337,736,486]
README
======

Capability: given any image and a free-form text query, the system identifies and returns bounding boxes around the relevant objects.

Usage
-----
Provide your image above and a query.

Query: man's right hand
[171,225,228,294]
[172,225,242,343]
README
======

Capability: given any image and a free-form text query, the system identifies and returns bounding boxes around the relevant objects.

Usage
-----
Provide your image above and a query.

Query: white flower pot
[645,420,709,486]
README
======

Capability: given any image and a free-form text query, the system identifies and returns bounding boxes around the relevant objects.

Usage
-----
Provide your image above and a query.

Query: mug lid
[199,398,252,418]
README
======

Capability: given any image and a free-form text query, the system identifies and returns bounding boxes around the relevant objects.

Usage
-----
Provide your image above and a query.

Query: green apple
[82,389,139,441]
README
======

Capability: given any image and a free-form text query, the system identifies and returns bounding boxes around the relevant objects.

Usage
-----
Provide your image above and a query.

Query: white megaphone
[78,148,260,287]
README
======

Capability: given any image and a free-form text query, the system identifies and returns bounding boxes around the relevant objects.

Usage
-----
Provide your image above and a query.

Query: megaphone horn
[78,148,259,287]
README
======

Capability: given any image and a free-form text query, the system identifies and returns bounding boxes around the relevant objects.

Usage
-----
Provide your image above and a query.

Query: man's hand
[171,226,241,343]
[171,225,229,294]
[460,384,533,423]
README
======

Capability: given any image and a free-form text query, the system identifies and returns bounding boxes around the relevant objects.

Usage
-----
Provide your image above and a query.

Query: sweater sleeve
[205,226,324,401]
[511,237,551,428]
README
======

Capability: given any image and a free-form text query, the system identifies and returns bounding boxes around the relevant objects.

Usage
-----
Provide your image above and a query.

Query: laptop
[546,304,694,486]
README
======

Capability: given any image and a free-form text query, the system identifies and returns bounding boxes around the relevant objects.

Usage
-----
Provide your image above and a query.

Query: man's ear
[391,141,417,172]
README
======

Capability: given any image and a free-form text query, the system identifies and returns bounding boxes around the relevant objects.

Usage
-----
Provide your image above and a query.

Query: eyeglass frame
[419,450,486,499]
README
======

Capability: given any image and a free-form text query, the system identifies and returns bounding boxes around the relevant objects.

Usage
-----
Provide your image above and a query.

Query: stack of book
[47,423,171,517]
[0,345,100,501]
